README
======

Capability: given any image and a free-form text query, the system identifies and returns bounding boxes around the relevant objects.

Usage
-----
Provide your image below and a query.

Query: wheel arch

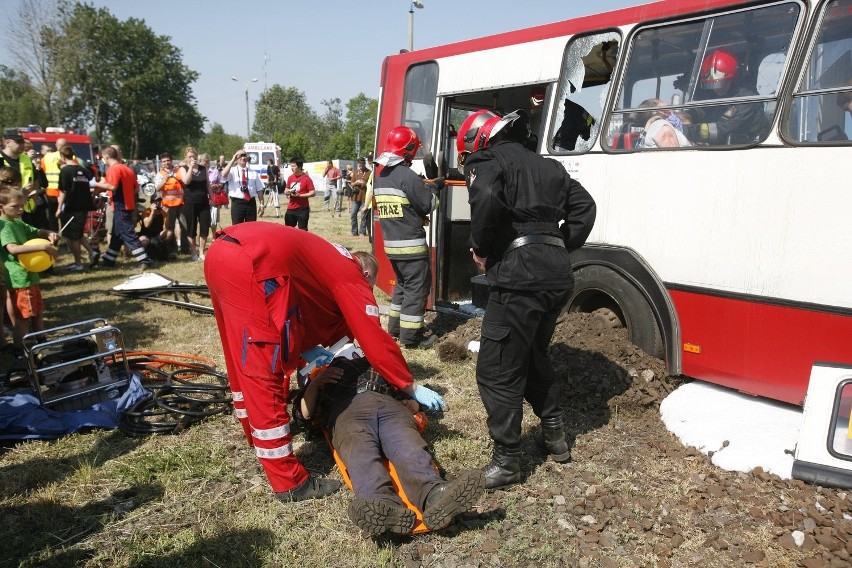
[570,244,681,375]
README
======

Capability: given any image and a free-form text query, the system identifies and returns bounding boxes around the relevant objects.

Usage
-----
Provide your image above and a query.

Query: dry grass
[1,198,842,567]
[0,199,491,568]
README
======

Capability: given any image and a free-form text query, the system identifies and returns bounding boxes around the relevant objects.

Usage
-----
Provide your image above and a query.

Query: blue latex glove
[302,345,334,367]
[413,385,447,411]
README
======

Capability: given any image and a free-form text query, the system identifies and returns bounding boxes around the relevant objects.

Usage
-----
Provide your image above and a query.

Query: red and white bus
[372,0,852,405]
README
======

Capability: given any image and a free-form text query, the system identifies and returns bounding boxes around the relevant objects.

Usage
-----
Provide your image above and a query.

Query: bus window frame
[605,0,805,152]
[547,29,623,156]
[781,0,852,146]
[400,61,440,159]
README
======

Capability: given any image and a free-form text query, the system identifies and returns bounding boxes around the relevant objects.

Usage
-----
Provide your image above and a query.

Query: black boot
[541,416,572,463]
[422,469,485,530]
[347,498,416,535]
[483,444,521,489]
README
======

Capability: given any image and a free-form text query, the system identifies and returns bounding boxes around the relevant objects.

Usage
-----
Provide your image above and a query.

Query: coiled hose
[116,352,232,436]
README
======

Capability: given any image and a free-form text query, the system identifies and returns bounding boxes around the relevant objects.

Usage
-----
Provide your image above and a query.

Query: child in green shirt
[0,178,58,359]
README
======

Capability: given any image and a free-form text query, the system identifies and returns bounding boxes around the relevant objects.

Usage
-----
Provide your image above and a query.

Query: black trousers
[230,197,257,225]
[284,207,310,230]
[476,286,572,448]
[387,257,430,345]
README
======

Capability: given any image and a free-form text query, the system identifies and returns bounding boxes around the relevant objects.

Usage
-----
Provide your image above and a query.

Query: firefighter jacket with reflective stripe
[214,223,415,391]
[158,168,184,206]
[42,150,62,197]
[464,139,596,291]
[373,163,436,260]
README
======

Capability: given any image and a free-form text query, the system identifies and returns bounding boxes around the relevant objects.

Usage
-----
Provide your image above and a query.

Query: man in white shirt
[221,149,264,225]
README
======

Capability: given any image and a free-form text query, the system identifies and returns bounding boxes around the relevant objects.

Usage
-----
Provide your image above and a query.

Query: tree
[345,93,378,158]
[47,3,203,158]
[4,0,65,125]
[0,66,50,129]
[253,85,321,159]
[197,123,246,161]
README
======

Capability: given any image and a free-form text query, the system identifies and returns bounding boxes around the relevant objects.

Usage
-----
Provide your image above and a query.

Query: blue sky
[1,0,642,136]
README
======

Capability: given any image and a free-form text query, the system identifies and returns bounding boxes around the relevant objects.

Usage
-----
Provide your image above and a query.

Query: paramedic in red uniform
[204,223,446,503]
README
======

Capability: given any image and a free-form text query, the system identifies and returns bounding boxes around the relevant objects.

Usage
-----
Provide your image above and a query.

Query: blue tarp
[0,373,149,439]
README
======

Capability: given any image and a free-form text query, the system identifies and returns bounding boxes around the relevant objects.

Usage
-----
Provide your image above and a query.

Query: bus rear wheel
[567,265,664,359]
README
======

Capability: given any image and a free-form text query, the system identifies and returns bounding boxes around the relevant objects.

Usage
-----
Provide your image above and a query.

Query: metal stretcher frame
[109,277,213,315]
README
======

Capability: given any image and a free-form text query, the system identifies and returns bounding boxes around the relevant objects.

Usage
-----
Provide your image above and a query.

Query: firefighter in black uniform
[684,49,769,145]
[373,126,442,349]
[458,109,596,489]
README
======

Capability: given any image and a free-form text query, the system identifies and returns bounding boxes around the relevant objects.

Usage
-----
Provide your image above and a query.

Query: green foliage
[0,65,50,128]
[344,92,378,157]
[46,3,203,159]
[252,87,377,161]
[197,123,246,161]
[4,1,376,163]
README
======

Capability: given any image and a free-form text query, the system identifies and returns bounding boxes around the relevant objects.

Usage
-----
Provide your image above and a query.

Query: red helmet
[457,109,518,156]
[530,87,546,108]
[384,126,422,160]
[700,49,738,88]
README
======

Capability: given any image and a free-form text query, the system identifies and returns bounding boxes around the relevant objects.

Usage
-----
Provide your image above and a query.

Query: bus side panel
[670,289,852,405]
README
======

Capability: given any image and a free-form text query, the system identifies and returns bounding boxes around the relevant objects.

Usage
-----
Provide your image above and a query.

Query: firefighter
[373,126,443,349]
[457,109,596,489]
[683,49,769,145]
[203,223,446,503]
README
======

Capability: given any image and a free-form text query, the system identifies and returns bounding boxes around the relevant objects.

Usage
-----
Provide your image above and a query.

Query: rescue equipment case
[23,318,131,411]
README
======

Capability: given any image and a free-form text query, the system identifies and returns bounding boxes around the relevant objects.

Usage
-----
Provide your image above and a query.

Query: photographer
[136,196,172,261]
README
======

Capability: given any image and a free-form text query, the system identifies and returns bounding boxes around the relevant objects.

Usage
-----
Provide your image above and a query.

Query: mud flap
[792,362,852,489]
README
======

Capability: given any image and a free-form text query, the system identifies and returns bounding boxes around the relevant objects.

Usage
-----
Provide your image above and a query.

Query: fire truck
[17,126,96,165]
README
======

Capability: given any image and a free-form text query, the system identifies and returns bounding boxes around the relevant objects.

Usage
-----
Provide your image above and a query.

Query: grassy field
[2,197,842,567]
[0,199,506,568]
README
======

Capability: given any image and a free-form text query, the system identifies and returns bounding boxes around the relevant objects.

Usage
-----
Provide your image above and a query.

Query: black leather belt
[356,379,395,397]
[503,234,565,255]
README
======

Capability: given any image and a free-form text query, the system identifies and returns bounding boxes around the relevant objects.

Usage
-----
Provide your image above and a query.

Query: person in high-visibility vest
[154,153,186,255]
[1,130,43,229]
[40,138,67,232]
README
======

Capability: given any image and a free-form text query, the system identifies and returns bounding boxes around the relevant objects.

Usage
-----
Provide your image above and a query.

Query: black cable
[117,361,232,437]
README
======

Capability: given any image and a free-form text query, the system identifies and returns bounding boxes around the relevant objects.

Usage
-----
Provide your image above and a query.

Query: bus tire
[568,265,664,359]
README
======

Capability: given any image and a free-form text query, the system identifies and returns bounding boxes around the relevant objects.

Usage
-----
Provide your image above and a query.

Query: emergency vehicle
[18,126,95,165]
[243,141,280,185]
[372,0,852,409]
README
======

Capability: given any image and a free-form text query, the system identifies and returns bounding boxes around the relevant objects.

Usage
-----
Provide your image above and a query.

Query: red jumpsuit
[204,223,414,492]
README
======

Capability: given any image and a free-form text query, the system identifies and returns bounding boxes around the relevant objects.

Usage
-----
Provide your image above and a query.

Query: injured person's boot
[541,416,572,463]
[275,475,341,503]
[483,443,522,489]
[422,469,486,530]
[348,498,416,536]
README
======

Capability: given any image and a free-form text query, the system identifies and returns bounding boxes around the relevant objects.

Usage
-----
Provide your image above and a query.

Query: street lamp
[231,76,258,138]
[408,1,424,52]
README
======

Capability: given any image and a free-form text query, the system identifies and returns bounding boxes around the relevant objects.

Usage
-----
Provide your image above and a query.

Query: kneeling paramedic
[293,351,484,535]
[204,223,445,503]
[458,109,596,489]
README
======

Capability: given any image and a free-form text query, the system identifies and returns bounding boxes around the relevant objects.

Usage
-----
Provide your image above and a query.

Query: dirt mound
[432,310,681,410]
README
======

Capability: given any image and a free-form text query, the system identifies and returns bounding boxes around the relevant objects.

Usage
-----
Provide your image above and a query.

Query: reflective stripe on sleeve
[231,391,244,401]
[235,408,248,419]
